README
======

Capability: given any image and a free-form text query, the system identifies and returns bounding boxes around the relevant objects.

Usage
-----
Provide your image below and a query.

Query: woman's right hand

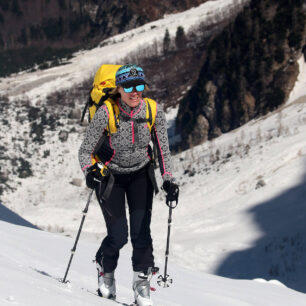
[85,163,110,189]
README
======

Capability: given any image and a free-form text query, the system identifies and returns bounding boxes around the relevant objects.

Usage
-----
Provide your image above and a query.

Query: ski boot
[132,267,159,306]
[96,261,116,299]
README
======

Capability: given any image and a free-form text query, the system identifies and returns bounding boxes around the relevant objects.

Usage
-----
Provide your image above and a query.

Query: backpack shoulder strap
[144,98,157,132]
[103,99,119,134]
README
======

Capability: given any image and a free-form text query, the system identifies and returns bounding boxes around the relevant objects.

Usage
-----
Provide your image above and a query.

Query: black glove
[86,164,110,189]
[162,180,179,205]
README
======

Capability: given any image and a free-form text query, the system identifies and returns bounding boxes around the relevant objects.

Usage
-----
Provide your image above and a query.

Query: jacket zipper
[131,110,134,144]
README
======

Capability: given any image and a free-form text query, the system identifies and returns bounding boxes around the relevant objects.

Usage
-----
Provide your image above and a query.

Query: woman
[78,64,179,306]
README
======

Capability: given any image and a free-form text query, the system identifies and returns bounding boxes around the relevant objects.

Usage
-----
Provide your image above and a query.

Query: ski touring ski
[82,287,137,306]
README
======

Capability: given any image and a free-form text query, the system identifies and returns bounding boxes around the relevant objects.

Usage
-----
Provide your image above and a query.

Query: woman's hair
[109,87,120,96]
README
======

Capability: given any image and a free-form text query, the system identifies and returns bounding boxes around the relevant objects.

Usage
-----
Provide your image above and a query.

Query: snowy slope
[1,56,305,305]
[166,56,306,291]
[0,0,248,104]
[1,220,306,306]
[1,0,306,303]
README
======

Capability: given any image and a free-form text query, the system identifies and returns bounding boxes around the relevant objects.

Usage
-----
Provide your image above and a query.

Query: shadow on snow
[216,165,306,293]
[0,202,39,229]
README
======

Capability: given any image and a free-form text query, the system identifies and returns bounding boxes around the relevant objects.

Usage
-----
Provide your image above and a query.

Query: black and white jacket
[78,98,174,182]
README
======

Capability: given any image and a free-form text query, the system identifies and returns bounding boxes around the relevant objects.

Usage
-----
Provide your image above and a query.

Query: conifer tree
[163,28,171,54]
[175,26,186,50]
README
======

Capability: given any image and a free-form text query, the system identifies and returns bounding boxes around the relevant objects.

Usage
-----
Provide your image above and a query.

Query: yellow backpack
[81,64,157,134]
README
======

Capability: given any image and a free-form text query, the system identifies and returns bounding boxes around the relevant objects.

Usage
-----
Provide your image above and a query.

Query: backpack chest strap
[120,115,149,124]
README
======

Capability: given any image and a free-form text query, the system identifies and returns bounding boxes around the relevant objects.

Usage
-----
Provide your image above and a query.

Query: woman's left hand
[162,181,179,205]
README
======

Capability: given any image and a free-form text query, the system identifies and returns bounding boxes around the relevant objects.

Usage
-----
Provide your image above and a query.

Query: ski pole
[157,200,178,288]
[62,189,94,283]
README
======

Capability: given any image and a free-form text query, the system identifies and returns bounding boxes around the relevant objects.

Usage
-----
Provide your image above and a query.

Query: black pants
[95,166,154,273]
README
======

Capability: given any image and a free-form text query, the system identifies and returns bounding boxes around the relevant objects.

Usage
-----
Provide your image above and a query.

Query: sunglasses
[123,84,145,93]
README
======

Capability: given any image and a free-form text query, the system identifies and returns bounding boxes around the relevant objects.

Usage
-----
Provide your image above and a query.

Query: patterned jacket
[78,98,174,182]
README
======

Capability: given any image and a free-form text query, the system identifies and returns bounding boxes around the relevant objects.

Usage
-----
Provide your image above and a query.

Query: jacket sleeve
[78,105,109,176]
[152,104,175,182]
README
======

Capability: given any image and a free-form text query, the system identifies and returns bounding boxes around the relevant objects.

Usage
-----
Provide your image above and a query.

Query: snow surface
[288,56,306,104]
[1,220,306,306]
[1,0,306,304]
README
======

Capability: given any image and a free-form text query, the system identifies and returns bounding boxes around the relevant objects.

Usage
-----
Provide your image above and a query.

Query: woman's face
[118,86,143,108]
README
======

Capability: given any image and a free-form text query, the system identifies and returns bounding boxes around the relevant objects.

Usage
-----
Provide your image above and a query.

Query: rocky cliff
[176,0,306,149]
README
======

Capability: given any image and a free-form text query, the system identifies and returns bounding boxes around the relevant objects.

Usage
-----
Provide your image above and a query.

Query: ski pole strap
[166,199,178,208]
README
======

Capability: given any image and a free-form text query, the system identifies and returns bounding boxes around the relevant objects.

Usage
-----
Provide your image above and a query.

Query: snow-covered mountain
[1,0,306,304]
[0,0,248,103]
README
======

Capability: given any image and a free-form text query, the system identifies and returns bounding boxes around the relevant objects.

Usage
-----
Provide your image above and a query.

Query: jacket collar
[118,98,143,116]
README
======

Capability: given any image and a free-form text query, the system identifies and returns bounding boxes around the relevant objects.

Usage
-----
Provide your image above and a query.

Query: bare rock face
[58,130,69,142]
[273,61,299,101]
[82,3,99,23]
[70,178,83,187]
[221,99,232,132]
[241,92,256,123]
[188,114,209,146]
[175,0,305,150]
[203,81,217,122]
[68,108,81,120]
